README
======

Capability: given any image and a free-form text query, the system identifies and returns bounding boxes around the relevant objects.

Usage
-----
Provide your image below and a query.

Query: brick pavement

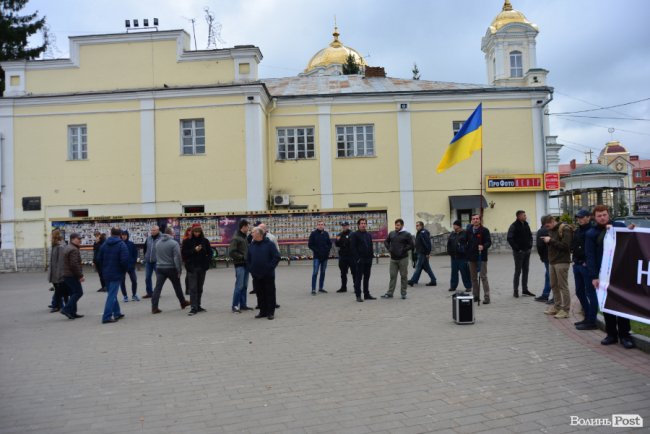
[0,254,648,434]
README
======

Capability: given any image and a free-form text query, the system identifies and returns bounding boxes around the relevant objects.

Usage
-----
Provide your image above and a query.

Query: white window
[452,121,464,137]
[277,127,315,160]
[336,125,374,157]
[180,119,205,155]
[68,125,87,160]
[510,51,523,78]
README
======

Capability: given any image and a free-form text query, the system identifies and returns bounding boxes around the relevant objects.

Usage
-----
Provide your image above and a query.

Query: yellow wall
[154,99,247,208]
[26,39,236,95]
[13,100,142,218]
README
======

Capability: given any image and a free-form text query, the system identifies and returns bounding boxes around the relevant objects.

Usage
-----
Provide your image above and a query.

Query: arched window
[510,51,523,77]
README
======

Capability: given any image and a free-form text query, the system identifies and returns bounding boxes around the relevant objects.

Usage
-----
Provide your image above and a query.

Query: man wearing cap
[507,210,535,298]
[335,221,354,293]
[408,221,437,287]
[572,209,597,330]
[60,233,85,320]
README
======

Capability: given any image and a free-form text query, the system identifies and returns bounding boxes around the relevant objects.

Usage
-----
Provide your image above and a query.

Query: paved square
[1,254,648,433]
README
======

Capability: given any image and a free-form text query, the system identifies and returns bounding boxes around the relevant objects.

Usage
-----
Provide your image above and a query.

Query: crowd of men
[46,207,640,349]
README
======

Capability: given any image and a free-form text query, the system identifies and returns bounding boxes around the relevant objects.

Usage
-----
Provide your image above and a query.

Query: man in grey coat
[151,227,189,314]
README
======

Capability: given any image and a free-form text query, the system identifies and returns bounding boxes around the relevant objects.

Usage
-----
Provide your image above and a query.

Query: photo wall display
[51,209,389,247]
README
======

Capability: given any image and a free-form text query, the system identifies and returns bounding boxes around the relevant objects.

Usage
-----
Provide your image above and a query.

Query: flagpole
[480,107,484,219]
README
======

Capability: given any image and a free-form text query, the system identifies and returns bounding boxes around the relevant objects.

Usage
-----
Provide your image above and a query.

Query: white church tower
[481,0,548,87]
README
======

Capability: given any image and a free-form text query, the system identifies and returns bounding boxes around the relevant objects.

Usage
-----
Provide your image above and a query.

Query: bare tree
[204,7,225,49]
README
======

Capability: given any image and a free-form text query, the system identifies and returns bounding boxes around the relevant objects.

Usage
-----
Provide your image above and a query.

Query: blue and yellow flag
[436,103,483,173]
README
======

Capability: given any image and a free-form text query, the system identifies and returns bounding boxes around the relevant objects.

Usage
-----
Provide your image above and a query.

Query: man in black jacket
[534,218,553,304]
[572,209,597,330]
[181,225,213,316]
[350,218,376,302]
[247,227,281,320]
[382,219,415,300]
[447,220,471,292]
[308,221,332,295]
[408,221,437,287]
[467,214,492,304]
[335,221,354,293]
[229,219,252,313]
[507,210,535,298]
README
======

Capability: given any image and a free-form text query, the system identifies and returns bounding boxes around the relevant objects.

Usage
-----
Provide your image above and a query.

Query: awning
[449,195,488,210]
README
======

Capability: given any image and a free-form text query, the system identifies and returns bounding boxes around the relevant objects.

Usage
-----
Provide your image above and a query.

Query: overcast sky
[23,0,650,164]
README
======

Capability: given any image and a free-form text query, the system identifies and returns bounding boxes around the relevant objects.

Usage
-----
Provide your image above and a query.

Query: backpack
[557,223,575,241]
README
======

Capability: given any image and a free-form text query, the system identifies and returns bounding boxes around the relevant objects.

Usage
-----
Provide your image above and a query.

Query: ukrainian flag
[436,103,483,173]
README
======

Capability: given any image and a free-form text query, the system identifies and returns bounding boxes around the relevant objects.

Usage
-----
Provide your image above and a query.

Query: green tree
[412,62,420,80]
[0,0,48,95]
[342,53,360,75]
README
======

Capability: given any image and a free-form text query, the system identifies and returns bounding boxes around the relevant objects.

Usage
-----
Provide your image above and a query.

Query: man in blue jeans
[534,220,553,304]
[572,209,597,330]
[142,225,160,299]
[408,221,437,287]
[446,220,471,292]
[308,221,332,295]
[97,227,130,324]
[229,219,253,313]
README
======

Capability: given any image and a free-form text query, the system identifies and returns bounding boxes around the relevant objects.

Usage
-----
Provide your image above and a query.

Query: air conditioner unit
[271,194,290,206]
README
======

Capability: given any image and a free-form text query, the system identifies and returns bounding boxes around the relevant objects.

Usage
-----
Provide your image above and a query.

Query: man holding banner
[586,205,636,349]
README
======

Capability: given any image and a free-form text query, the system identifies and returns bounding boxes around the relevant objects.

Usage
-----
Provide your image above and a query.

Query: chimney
[570,159,576,170]
[364,66,386,78]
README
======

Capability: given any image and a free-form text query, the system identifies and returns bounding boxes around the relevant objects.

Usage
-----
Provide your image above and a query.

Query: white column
[397,104,415,232]
[0,104,15,249]
[495,43,505,82]
[245,99,266,210]
[140,99,156,214]
[318,104,333,209]
[545,136,563,216]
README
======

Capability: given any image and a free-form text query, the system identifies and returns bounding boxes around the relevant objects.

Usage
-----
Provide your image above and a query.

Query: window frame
[452,121,464,137]
[336,124,375,158]
[180,119,206,155]
[67,124,88,160]
[509,50,523,78]
[276,126,316,161]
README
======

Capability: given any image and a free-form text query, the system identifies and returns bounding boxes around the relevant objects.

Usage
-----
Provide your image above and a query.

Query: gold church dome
[489,0,538,33]
[305,27,367,72]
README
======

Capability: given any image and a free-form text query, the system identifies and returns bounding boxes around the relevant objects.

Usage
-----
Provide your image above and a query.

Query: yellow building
[0,1,560,270]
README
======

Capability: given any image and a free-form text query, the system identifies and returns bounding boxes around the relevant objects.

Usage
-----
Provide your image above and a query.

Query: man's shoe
[407,281,414,287]
[142,294,152,299]
[601,335,618,345]
[180,300,190,309]
[311,291,317,296]
[356,296,364,302]
[473,296,479,302]
[554,310,569,319]
[275,304,281,309]
[114,314,125,320]
[513,290,519,298]
[50,308,60,313]
[364,294,377,300]
[381,293,393,299]
[249,290,256,294]
[544,307,558,315]
[336,288,347,293]
[152,308,162,314]
[448,288,456,292]
[575,323,597,330]
[482,299,490,305]
[240,306,254,311]
[534,296,548,302]
[132,295,140,301]
[197,307,207,313]
[231,307,241,313]
[60,310,74,320]
[123,296,129,303]
[426,282,437,287]
[73,314,84,319]
[546,298,554,305]
[255,313,267,319]
[522,290,535,297]
[102,318,117,324]
[318,289,328,293]
[574,320,586,326]
[97,288,107,292]
[267,315,274,320]
[188,309,198,316]
[401,294,407,300]
[620,337,636,349]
